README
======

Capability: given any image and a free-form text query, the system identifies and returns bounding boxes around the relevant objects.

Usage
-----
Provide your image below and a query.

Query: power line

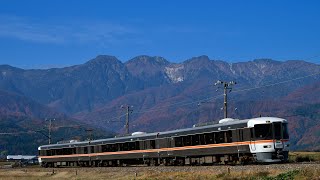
[97,68,320,124]
[232,71,320,94]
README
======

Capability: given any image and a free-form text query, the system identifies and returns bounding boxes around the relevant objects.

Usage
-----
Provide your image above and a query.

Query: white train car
[38,117,289,167]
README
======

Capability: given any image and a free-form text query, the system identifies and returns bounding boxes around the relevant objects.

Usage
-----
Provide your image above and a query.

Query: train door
[247,128,256,152]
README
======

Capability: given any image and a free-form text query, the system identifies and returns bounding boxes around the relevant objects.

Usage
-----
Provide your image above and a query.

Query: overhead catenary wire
[232,71,320,94]
[102,69,320,122]
[98,57,320,123]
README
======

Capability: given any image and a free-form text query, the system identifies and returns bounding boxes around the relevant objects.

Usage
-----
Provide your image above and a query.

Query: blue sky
[0,0,319,68]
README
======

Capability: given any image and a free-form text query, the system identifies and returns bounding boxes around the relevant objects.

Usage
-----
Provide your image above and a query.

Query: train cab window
[282,123,289,139]
[254,124,272,140]
[175,137,183,147]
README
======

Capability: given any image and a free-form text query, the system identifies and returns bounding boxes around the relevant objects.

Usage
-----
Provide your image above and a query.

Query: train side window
[192,134,199,145]
[134,141,139,150]
[39,150,45,156]
[118,143,123,151]
[62,148,70,155]
[238,129,244,141]
[150,140,156,149]
[183,136,191,146]
[243,128,251,141]
[175,137,183,147]
[56,149,62,155]
[250,128,254,139]
[226,130,232,143]
[205,133,214,144]
[128,142,135,150]
[199,134,206,145]
[215,131,225,143]
[102,145,107,152]
[139,141,146,150]
[123,143,129,151]
[110,144,117,152]
[232,130,238,142]
[83,147,88,154]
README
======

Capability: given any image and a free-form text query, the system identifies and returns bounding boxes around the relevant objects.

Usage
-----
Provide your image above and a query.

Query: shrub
[295,155,314,162]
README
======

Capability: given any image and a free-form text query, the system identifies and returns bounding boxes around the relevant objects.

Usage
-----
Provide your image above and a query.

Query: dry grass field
[0,152,319,180]
[0,163,319,180]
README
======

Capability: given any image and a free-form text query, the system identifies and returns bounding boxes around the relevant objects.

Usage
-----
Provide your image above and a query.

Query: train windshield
[254,124,272,140]
[254,122,289,140]
[273,122,282,140]
[282,123,289,139]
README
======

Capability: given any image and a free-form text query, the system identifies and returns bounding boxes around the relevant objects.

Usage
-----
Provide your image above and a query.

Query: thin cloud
[0,15,136,44]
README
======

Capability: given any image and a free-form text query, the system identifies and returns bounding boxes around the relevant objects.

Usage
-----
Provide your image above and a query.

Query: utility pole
[85,128,93,141]
[46,118,55,144]
[122,105,133,135]
[214,80,237,118]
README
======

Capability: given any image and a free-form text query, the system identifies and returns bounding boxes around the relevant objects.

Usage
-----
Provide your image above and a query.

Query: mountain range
[0,55,319,154]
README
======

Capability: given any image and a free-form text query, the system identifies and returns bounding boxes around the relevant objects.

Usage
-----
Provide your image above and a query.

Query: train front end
[248,117,289,163]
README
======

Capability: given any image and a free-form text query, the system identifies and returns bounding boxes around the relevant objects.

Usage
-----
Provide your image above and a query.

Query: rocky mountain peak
[252,58,281,65]
[85,55,121,66]
[127,55,169,66]
[183,55,211,67]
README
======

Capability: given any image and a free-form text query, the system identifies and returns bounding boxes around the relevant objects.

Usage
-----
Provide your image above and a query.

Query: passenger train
[38,117,289,167]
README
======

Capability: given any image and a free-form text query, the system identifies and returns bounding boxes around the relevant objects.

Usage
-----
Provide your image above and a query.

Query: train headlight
[263,145,272,148]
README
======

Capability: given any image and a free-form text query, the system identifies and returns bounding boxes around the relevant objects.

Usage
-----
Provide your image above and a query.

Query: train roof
[39,117,286,150]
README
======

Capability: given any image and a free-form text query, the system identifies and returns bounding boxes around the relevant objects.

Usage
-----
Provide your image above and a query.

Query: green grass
[289,151,320,162]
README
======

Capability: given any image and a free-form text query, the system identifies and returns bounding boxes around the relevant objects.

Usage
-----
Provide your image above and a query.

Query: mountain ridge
[0,55,319,152]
